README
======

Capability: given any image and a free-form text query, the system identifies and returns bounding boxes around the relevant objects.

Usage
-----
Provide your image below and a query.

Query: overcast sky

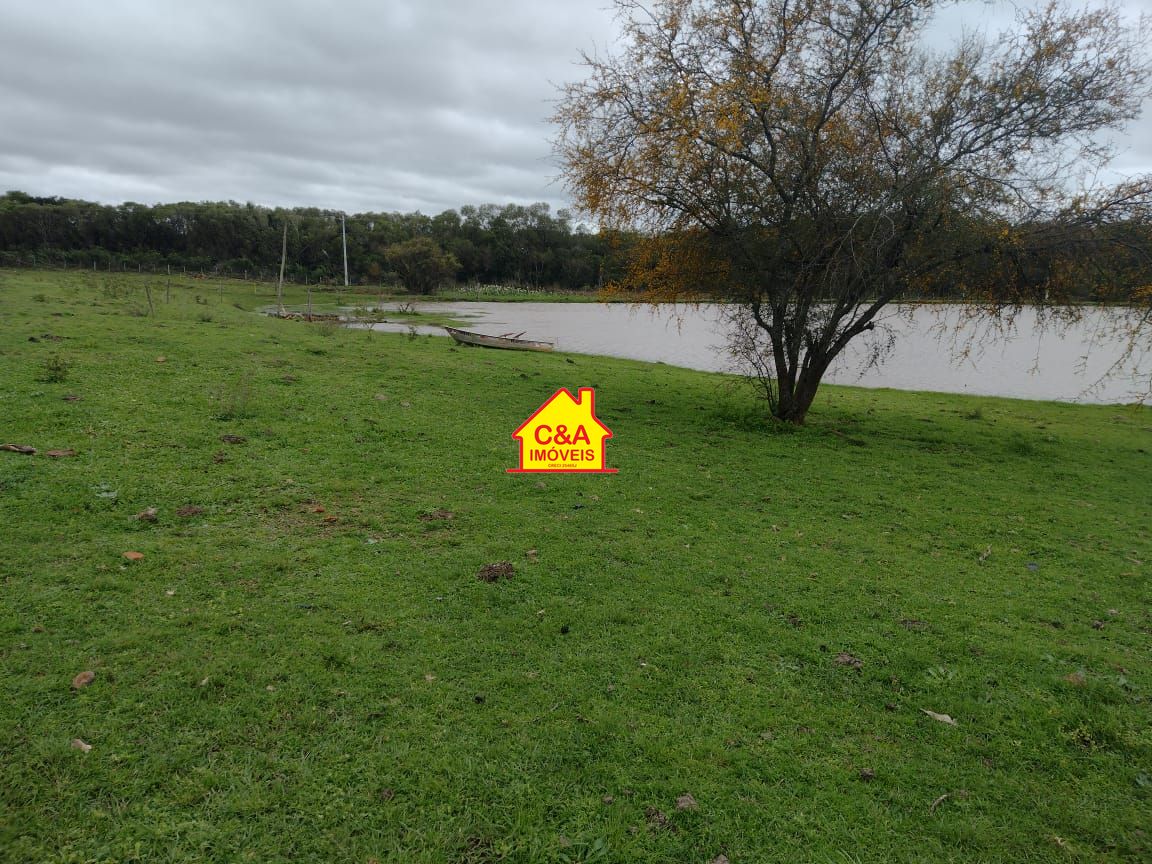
[1,0,1149,216]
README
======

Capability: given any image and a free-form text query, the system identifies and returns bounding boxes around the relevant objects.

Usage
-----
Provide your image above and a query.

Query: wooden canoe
[444,326,554,352]
[271,311,344,322]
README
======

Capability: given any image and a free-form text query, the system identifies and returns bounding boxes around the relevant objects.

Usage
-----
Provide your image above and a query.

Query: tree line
[0,188,1146,304]
[0,192,617,291]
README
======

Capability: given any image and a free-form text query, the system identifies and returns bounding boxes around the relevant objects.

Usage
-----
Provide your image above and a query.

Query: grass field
[1,269,1149,863]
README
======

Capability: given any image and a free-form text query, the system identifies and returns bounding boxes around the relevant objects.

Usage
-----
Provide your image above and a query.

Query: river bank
[361,300,1152,404]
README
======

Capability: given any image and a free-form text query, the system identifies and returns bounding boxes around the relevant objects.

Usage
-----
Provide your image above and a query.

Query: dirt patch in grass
[477,562,515,582]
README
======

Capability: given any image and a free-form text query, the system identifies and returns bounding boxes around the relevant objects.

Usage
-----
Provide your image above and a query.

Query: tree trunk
[785,376,821,425]
[771,353,827,425]
[772,382,818,425]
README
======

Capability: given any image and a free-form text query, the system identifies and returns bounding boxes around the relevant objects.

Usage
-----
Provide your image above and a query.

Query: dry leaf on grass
[526,548,539,562]
[835,652,863,669]
[675,793,699,811]
[135,507,158,522]
[71,738,92,752]
[930,789,968,813]
[45,449,77,458]
[921,709,957,726]
[122,551,144,561]
[72,671,95,689]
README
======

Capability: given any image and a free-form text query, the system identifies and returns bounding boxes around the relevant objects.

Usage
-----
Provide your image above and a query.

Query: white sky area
[0,0,1149,215]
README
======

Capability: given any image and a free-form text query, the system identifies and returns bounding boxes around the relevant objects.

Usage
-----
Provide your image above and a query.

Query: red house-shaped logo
[508,387,616,473]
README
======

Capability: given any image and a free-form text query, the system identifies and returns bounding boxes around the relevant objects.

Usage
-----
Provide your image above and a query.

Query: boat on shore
[270,310,344,322]
[444,326,554,352]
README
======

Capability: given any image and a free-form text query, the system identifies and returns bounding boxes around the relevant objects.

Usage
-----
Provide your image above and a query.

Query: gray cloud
[0,0,619,213]
[1,0,1149,215]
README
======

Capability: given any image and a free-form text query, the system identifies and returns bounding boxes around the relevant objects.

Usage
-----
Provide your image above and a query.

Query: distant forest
[0,191,619,291]
[1,191,1147,301]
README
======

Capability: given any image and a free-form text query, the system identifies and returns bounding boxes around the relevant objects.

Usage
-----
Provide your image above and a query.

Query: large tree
[384,237,460,295]
[556,0,1152,423]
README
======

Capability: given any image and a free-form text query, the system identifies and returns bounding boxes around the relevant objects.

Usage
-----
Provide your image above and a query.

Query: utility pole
[341,212,349,288]
[277,219,288,315]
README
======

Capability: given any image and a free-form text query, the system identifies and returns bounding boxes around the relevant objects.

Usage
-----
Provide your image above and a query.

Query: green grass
[1,269,1150,863]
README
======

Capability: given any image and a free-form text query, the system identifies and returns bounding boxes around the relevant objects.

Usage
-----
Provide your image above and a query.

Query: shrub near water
[0,269,1150,863]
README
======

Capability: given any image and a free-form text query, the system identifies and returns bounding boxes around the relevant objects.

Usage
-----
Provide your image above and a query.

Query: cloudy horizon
[2,0,1150,217]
